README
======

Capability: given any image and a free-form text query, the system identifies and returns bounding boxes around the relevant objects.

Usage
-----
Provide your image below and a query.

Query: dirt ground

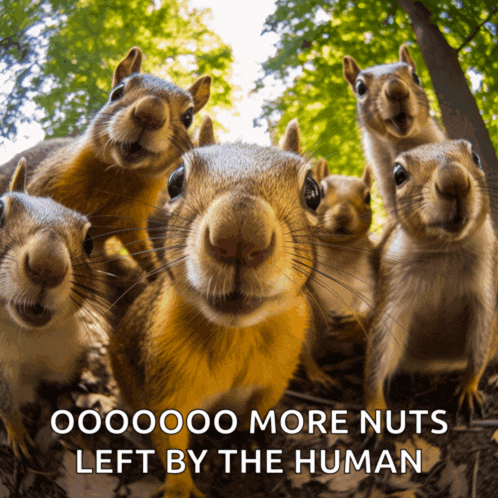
[1,328,498,498]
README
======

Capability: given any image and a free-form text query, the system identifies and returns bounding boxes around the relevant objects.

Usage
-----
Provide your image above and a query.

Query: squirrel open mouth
[13,302,53,327]
[333,227,351,236]
[117,141,150,162]
[206,291,266,315]
[386,113,413,135]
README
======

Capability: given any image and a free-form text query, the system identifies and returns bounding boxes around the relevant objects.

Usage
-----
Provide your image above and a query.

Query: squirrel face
[160,137,320,328]
[0,194,94,330]
[90,47,211,176]
[393,140,488,242]
[314,161,372,243]
[0,161,96,330]
[343,45,430,139]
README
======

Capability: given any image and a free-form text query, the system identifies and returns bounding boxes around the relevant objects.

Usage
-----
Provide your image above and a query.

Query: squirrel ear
[343,56,362,92]
[112,47,143,88]
[10,157,27,193]
[314,159,329,183]
[189,75,212,114]
[399,44,417,72]
[195,115,216,147]
[361,165,372,187]
[280,119,301,154]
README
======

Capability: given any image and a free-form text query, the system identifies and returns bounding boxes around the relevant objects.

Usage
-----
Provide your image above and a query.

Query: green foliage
[0,0,233,140]
[257,0,498,178]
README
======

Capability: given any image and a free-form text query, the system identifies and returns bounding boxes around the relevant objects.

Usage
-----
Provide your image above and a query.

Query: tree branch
[457,6,498,53]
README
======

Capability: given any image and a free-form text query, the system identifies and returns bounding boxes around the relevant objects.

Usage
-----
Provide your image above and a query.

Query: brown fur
[365,140,497,422]
[10,47,211,280]
[109,122,320,497]
[305,163,376,384]
[343,44,447,218]
[147,114,218,254]
[0,159,106,460]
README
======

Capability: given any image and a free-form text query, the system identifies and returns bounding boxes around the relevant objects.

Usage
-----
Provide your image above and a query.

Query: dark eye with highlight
[181,109,193,129]
[304,174,321,211]
[356,80,367,97]
[110,84,125,102]
[393,163,409,187]
[365,192,371,204]
[412,72,421,85]
[83,231,93,257]
[472,150,482,169]
[168,165,185,200]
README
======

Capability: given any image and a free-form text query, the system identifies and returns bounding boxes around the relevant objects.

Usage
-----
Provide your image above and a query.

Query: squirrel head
[155,119,321,328]
[313,160,372,244]
[0,158,100,330]
[90,46,212,177]
[393,140,489,243]
[343,44,430,140]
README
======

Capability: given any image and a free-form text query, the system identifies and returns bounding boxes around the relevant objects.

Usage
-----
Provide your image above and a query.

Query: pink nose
[24,232,68,288]
[435,163,470,199]
[208,232,275,269]
[133,96,167,131]
[385,78,410,100]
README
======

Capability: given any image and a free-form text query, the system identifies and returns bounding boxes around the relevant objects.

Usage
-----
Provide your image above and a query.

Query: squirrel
[147,115,217,253]
[343,44,447,218]
[109,119,323,498]
[6,47,212,280]
[305,160,376,381]
[0,158,106,460]
[364,140,497,430]
[303,160,375,387]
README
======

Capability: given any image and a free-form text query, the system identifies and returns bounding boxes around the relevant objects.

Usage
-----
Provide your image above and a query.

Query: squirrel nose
[205,196,277,269]
[24,232,69,288]
[435,163,471,199]
[332,203,353,226]
[207,231,276,268]
[133,96,167,131]
[385,78,410,100]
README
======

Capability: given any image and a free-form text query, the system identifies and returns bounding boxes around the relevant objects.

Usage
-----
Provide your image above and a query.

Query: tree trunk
[397,0,498,226]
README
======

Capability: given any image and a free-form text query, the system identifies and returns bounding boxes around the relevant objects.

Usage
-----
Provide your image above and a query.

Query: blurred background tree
[256,0,497,182]
[0,0,233,142]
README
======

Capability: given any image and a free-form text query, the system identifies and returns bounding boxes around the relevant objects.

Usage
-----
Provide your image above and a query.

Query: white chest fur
[0,308,85,407]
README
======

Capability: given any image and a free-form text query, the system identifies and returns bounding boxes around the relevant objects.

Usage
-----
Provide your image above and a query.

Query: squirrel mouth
[118,141,150,163]
[206,291,266,315]
[13,302,53,327]
[429,215,467,234]
[386,113,413,135]
[333,227,351,237]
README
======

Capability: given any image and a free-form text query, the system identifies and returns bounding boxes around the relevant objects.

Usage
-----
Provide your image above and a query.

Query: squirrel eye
[472,150,482,169]
[181,109,193,129]
[356,80,367,96]
[412,72,421,85]
[304,174,321,211]
[0,199,5,225]
[83,231,94,257]
[364,192,371,204]
[393,163,408,187]
[168,165,185,200]
[109,84,125,102]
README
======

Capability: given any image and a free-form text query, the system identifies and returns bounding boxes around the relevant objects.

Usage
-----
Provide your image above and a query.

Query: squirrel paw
[456,385,485,425]
[303,355,338,390]
[3,415,35,461]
